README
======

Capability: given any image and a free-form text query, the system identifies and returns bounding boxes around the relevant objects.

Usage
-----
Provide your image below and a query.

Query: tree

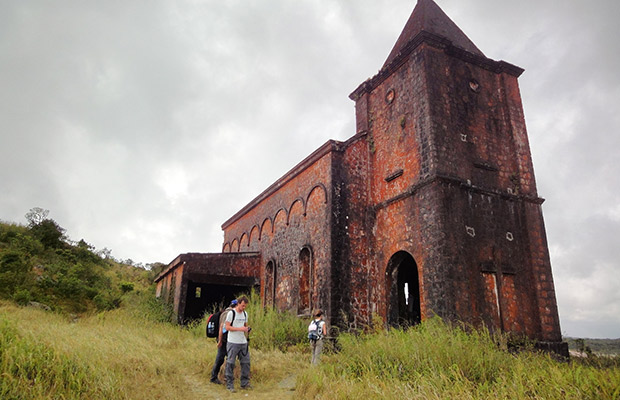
[25,207,49,227]
[30,219,67,249]
[25,208,67,249]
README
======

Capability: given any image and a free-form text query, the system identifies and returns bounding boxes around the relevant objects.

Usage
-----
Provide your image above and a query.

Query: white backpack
[308,319,322,341]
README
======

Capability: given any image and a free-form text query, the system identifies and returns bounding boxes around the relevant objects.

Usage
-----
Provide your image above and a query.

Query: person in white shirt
[224,295,251,392]
[309,309,327,365]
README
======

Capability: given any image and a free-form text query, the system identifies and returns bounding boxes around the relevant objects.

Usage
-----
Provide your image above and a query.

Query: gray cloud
[1,0,618,338]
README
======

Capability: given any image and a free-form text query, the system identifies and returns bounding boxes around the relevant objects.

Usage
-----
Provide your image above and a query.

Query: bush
[240,289,307,351]
[120,282,134,293]
[12,289,31,306]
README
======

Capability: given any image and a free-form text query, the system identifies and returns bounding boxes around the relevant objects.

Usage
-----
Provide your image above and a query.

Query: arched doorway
[298,247,312,315]
[386,251,421,328]
[264,261,276,307]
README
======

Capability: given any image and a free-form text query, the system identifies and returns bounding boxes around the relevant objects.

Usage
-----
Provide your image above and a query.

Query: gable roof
[382,0,484,69]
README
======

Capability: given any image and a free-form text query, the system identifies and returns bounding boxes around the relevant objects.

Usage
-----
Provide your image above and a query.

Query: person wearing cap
[210,299,237,384]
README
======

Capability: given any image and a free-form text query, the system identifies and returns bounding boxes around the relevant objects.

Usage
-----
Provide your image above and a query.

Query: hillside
[0,212,160,315]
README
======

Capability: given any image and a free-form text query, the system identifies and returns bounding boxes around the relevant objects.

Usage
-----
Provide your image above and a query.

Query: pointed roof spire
[382,0,484,68]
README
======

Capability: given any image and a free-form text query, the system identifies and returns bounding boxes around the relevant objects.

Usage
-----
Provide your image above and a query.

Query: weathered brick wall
[523,202,563,342]
[424,46,534,197]
[346,36,562,343]
[442,185,542,337]
[221,144,335,317]
[332,133,373,328]
[176,252,261,278]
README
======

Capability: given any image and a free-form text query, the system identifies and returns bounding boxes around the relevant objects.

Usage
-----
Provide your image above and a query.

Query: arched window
[264,261,276,307]
[298,247,312,315]
[386,251,421,328]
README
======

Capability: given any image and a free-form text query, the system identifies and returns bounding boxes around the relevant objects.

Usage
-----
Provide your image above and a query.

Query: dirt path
[183,373,298,399]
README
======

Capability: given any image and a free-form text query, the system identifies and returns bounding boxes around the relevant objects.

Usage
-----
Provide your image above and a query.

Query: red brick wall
[221,145,334,316]
[347,38,562,343]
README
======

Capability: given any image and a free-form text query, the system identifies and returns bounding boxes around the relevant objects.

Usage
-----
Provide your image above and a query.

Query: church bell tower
[349,0,567,355]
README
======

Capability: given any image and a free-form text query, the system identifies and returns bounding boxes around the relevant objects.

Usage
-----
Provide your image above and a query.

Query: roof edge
[154,252,261,282]
[221,139,345,230]
[350,31,523,101]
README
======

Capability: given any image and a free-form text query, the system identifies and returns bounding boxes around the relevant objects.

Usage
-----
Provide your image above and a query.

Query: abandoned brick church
[155,0,567,355]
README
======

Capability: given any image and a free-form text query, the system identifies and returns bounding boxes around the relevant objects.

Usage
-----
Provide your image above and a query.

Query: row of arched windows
[223,183,327,253]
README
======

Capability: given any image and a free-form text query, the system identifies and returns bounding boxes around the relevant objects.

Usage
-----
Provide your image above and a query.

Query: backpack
[308,319,322,341]
[206,309,245,339]
[206,311,222,338]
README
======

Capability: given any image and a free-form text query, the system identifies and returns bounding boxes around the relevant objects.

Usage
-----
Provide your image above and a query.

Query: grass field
[2,298,619,399]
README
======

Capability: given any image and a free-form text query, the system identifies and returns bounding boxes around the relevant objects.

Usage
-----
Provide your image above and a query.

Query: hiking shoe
[227,387,236,393]
[210,378,222,385]
[241,384,252,390]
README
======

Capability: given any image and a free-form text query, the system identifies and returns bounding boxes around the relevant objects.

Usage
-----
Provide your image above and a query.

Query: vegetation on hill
[0,208,157,314]
[566,337,620,356]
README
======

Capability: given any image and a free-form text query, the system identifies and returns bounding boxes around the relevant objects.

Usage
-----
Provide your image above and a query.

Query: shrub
[12,290,31,306]
[120,282,134,293]
[240,289,308,351]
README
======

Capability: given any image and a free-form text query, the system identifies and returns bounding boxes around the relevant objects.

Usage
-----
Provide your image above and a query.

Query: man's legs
[239,344,251,388]
[210,344,226,383]
[225,343,242,390]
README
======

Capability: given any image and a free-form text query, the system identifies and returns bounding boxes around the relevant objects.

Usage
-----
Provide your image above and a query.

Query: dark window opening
[298,247,312,315]
[183,281,252,322]
[387,251,421,328]
[264,261,276,307]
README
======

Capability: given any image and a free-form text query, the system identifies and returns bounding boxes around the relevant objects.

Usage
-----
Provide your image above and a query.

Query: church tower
[348,0,566,355]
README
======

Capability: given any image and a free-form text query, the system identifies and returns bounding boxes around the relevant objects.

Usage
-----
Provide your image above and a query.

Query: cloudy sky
[1,0,618,338]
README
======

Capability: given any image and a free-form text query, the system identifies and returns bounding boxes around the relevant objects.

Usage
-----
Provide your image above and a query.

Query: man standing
[224,295,251,392]
[210,299,237,384]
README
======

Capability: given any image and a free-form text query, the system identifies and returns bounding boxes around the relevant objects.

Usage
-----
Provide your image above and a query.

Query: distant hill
[565,337,620,356]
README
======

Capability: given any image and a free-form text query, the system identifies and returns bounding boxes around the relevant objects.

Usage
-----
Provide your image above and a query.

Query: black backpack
[206,309,245,338]
[206,311,222,338]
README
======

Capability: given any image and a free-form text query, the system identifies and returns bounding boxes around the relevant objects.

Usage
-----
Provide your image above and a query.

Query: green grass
[296,318,620,399]
[2,296,619,399]
[0,295,310,399]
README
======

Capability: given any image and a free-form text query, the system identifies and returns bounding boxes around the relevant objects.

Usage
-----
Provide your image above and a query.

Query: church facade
[155,0,567,355]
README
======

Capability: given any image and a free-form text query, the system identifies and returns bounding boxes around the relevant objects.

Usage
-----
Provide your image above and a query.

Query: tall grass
[296,317,620,399]
[0,299,309,399]
[3,297,619,399]
[0,317,123,399]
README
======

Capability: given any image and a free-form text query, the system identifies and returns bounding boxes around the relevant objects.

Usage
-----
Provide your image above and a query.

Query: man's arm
[217,313,225,347]
[225,319,248,332]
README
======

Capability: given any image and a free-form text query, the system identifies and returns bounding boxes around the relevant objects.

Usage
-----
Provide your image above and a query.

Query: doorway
[264,261,276,307]
[387,251,421,328]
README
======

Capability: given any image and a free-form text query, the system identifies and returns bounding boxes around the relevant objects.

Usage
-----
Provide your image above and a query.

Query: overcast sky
[1,0,618,339]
